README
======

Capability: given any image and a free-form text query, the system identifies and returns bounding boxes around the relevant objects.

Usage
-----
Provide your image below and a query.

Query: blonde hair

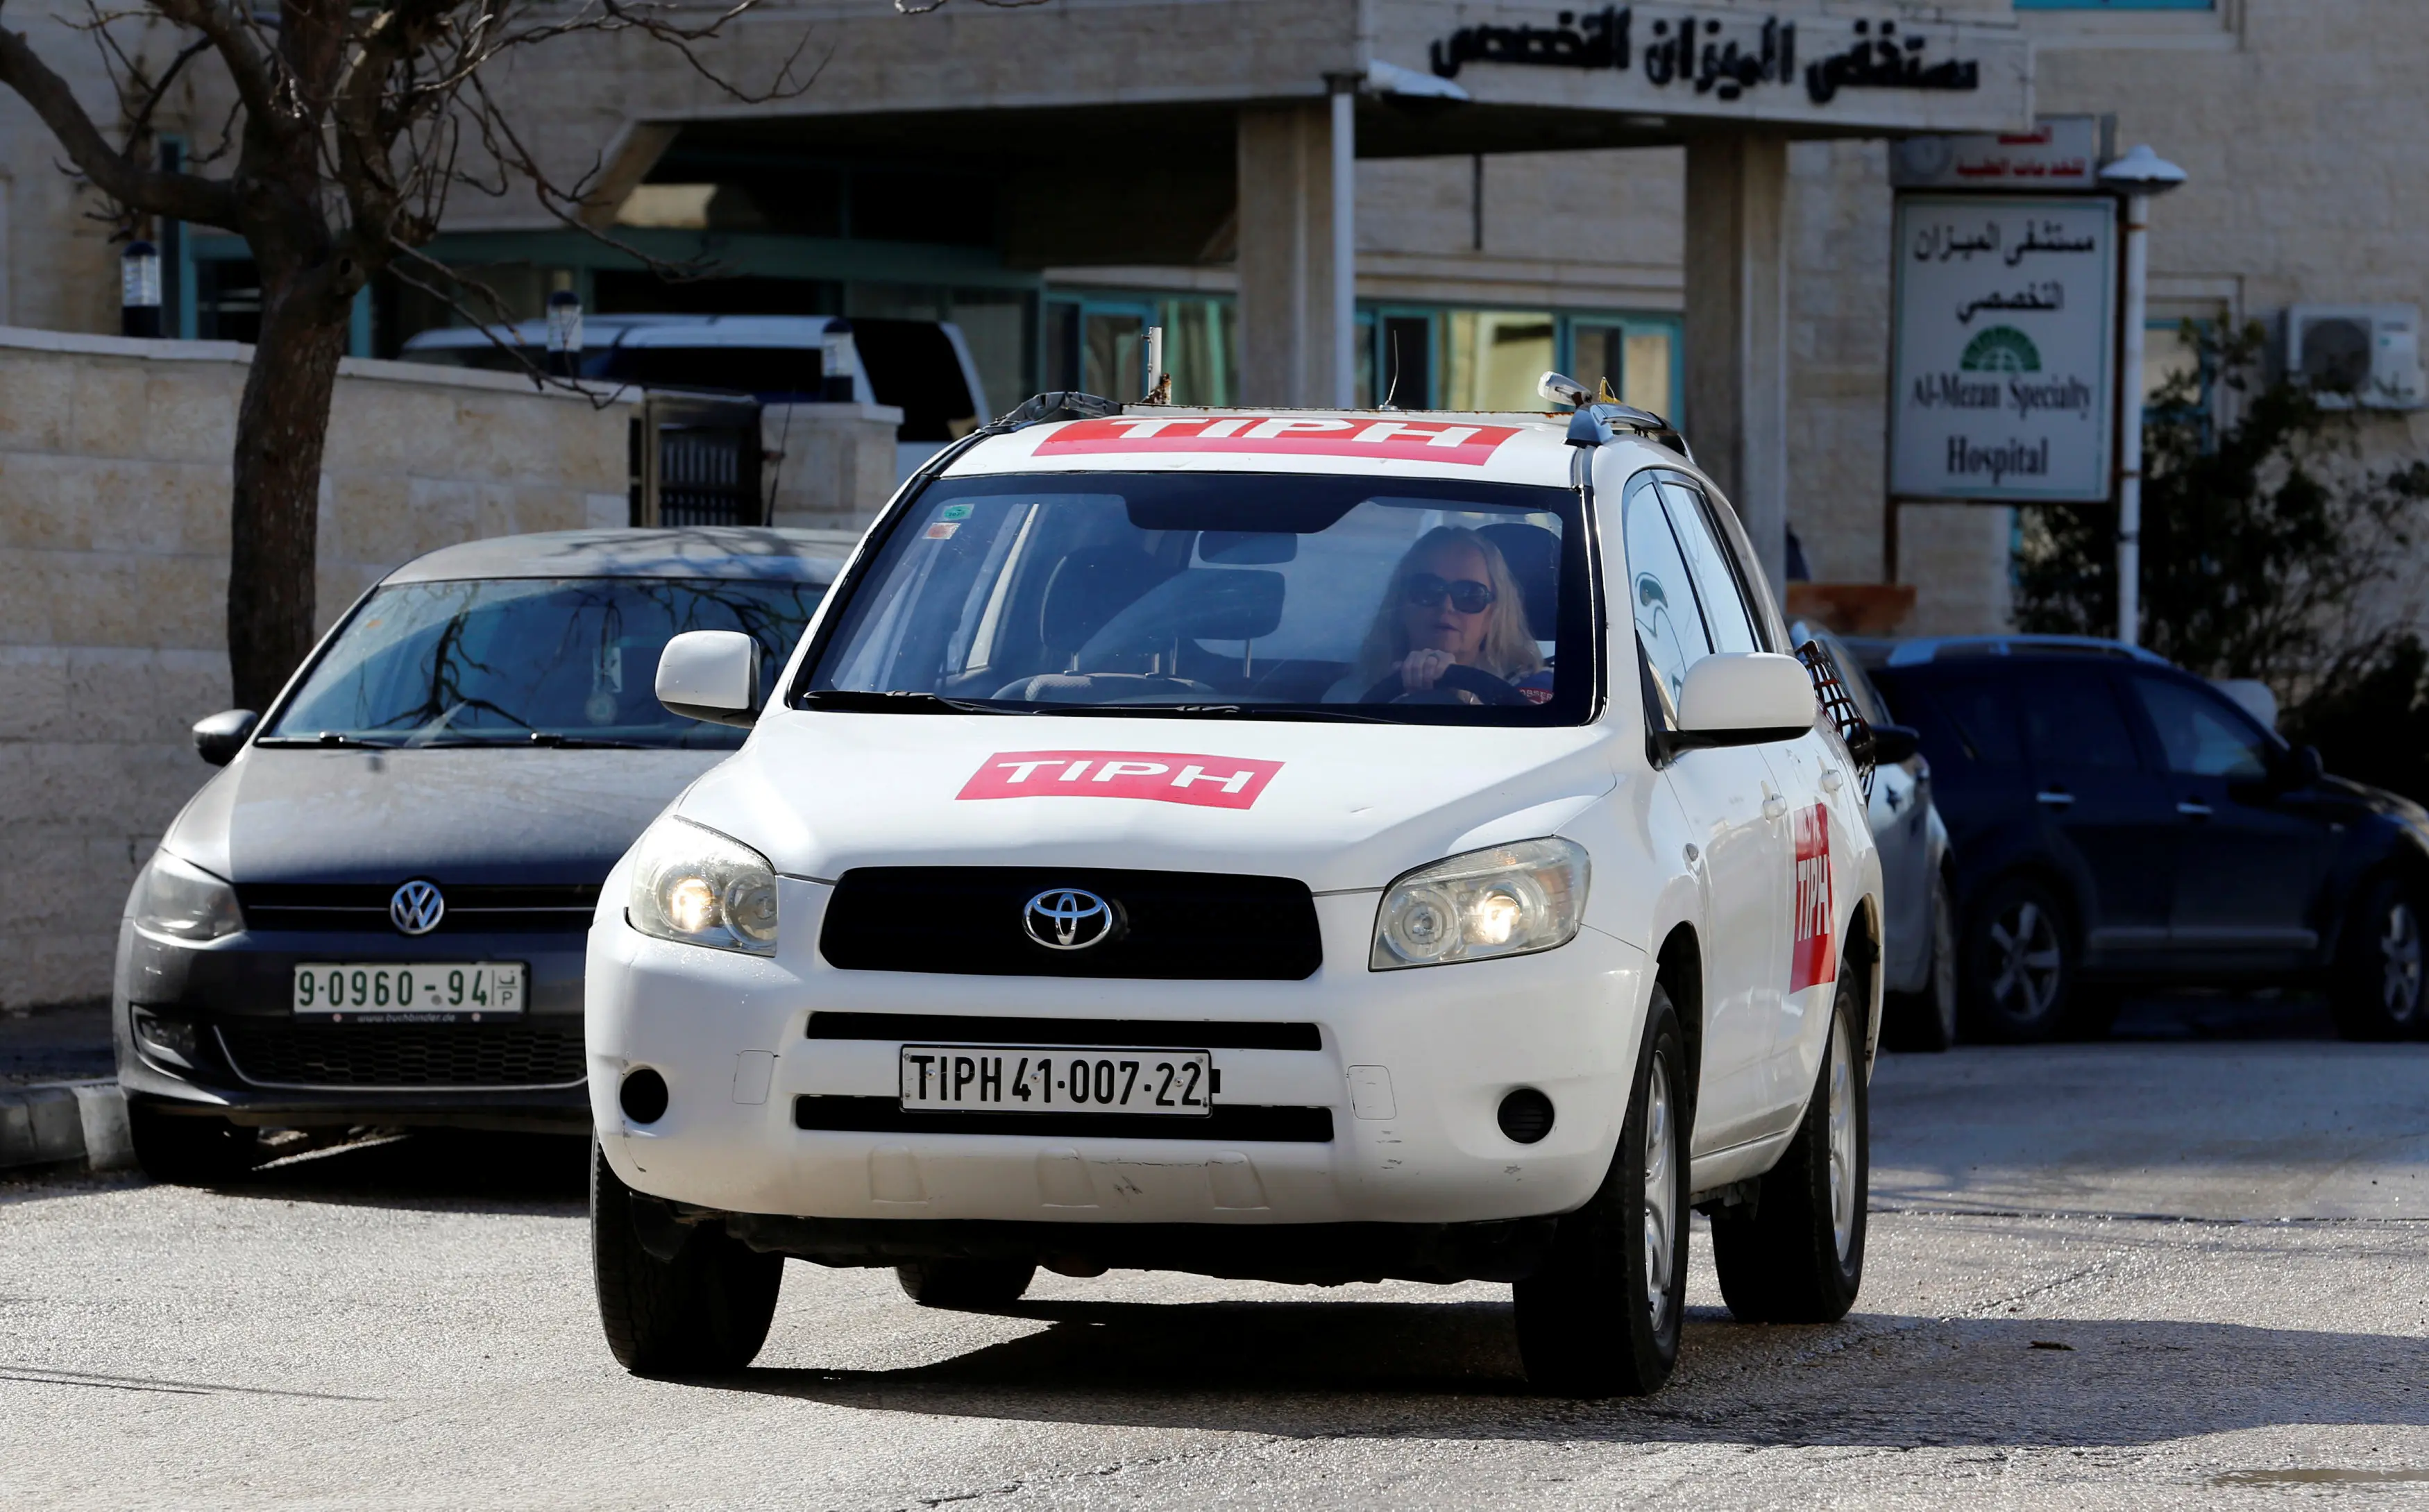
[1353,526,1547,690]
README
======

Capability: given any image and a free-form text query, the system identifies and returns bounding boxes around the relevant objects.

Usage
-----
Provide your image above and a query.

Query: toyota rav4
[586,387,1885,1397]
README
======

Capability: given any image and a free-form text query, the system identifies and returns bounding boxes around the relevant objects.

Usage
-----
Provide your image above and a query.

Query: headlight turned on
[627,817,780,955]
[131,851,244,942]
[1371,838,1591,970]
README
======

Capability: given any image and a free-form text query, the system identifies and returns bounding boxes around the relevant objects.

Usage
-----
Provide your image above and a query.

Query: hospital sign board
[1889,194,2118,504]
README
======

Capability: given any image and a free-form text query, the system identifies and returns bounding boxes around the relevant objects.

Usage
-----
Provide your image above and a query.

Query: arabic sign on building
[1890,195,2117,504]
[1890,116,2104,192]
[1385,3,2032,132]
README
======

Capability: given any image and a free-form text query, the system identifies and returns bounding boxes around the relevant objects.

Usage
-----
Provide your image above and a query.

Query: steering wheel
[1359,663,1533,708]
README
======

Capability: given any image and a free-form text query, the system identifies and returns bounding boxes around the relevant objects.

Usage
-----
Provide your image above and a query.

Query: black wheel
[592,1141,782,1375]
[127,1098,258,1184]
[1884,870,1959,1052]
[1960,874,2074,1043]
[896,1260,1038,1310]
[2330,876,2427,1041]
[1513,985,1689,1398]
[1710,976,1868,1324]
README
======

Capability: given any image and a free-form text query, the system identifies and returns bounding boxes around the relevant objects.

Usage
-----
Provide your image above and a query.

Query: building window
[2013,1,2212,9]
[1044,293,1235,406]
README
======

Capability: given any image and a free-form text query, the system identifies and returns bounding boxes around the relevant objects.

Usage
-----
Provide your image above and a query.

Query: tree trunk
[226,266,348,712]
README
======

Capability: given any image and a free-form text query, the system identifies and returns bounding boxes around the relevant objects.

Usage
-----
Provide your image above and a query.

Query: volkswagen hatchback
[116,529,844,1182]
[586,393,1886,1397]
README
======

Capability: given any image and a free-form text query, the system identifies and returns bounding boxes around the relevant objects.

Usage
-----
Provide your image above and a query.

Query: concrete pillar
[1237,94,1353,407]
[1684,132,1791,594]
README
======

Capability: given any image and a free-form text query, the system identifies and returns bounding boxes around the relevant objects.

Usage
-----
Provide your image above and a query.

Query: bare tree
[0,0,811,708]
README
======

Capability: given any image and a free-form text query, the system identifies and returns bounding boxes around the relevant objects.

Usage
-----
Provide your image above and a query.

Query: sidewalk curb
[0,1080,133,1173]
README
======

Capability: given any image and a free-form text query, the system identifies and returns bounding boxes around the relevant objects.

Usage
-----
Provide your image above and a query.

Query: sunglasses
[1403,573,1496,615]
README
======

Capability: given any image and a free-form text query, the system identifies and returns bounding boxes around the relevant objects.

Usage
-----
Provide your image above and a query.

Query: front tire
[1710,977,1868,1324]
[1961,874,2074,1043]
[127,1099,258,1185]
[1513,986,1689,1398]
[592,1141,783,1375]
[2330,876,2427,1041]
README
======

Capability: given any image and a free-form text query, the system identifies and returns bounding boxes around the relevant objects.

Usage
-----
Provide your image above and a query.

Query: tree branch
[0,6,239,226]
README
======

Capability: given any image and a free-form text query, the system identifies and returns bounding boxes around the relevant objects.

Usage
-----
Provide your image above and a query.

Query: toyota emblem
[1023,887,1115,951]
[389,879,446,936]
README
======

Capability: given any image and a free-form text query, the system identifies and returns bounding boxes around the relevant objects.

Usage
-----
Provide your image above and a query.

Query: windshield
[798,472,1592,724]
[267,577,827,749]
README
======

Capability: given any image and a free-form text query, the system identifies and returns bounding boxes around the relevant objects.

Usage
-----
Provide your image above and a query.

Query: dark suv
[1868,642,2429,1042]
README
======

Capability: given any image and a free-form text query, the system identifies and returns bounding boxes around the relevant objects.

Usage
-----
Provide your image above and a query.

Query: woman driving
[1335,526,1552,706]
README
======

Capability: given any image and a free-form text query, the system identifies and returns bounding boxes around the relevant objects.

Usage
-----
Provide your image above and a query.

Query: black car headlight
[130,852,243,942]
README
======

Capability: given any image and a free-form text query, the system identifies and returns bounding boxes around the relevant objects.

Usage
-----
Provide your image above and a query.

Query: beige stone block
[83,460,196,555]
[0,452,94,550]
[65,361,152,459]
[0,355,74,451]
[321,472,417,568]
[1897,504,2015,638]
[143,372,237,464]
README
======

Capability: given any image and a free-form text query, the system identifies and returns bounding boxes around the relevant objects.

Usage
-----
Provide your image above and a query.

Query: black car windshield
[266,577,827,749]
[798,472,1591,724]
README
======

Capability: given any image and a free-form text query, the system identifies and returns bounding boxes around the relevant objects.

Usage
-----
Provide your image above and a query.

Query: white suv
[585,391,1885,1397]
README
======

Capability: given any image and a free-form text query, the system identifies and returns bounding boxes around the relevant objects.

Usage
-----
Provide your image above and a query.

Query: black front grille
[794,1096,1333,1143]
[819,867,1321,980]
[217,1021,587,1089]
[237,883,600,934]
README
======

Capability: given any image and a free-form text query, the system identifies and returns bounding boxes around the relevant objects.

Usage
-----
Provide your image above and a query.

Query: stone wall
[0,330,635,1008]
[763,402,902,534]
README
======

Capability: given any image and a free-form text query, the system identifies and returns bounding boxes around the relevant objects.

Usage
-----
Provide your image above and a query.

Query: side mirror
[2287,744,2326,786]
[1868,722,1922,765]
[192,708,259,767]
[1675,653,1817,747]
[656,631,762,728]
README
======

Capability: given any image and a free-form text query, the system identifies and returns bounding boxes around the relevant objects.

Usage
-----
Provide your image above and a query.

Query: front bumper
[589,880,1652,1234]
[114,919,592,1130]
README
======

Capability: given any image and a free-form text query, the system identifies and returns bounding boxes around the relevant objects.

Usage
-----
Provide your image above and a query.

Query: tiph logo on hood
[958,751,1283,810]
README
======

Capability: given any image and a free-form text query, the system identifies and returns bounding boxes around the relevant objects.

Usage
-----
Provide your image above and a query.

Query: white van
[584,391,1886,1398]
[399,314,989,482]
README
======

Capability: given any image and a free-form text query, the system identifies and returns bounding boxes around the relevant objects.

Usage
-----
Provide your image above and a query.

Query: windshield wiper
[799,690,1013,715]
[1153,704,1396,724]
[521,733,652,749]
[253,732,403,749]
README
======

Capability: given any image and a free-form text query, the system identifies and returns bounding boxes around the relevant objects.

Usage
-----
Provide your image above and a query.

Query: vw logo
[389,880,446,936]
[1023,887,1115,951]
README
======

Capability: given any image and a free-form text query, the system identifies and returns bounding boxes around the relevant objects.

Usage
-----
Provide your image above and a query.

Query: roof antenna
[1382,330,1403,410]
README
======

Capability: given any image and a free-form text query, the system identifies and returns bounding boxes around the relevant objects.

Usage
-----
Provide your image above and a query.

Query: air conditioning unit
[2283,304,2426,410]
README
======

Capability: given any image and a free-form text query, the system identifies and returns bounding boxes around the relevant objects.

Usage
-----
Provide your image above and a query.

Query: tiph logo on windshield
[957,750,1284,810]
[1790,803,1836,993]
[1034,416,1521,466]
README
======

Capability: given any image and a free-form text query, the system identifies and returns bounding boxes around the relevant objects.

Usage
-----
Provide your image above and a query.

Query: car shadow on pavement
[705,1298,2429,1447]
[205,1130,589,1216]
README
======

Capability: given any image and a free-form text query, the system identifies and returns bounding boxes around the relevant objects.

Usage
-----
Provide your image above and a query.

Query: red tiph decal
[1033,416,1522,466]
[956,750,1283,810]
[1790,802,1837,993]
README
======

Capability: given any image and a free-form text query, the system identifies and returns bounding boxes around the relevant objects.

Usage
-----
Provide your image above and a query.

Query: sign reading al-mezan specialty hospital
[1890,195,2118,503]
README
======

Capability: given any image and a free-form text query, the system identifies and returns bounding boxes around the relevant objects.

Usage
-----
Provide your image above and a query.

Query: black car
[1868,639,2429,1042]
[115,528,844,1181]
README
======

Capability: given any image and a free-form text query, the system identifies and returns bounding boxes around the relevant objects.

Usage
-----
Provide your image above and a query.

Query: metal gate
[629,394,765,527]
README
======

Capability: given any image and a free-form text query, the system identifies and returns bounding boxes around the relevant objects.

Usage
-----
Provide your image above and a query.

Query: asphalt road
[4,1008,2426,1509]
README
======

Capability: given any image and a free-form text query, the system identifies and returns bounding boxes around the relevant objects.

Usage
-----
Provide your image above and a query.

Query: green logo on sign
[1960,326,2041,374]
[939,503,973,520]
